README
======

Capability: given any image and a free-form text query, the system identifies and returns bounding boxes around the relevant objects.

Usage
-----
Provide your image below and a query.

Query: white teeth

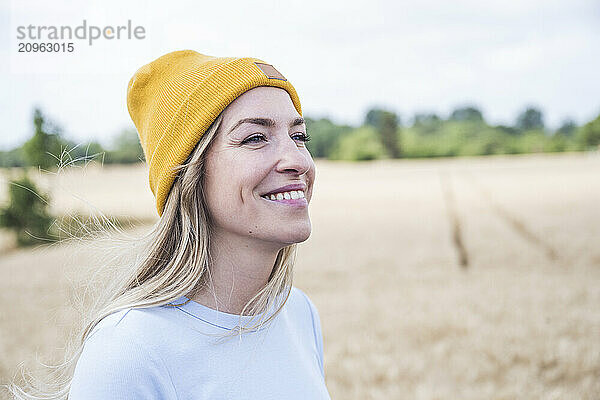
[262,190,306,201]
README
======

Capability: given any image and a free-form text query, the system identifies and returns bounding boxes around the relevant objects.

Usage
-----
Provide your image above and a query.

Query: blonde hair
[7,111,297,399]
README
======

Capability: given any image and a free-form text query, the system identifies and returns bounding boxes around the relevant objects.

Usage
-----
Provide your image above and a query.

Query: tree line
[0,108,145,169]
[305,105,600,161]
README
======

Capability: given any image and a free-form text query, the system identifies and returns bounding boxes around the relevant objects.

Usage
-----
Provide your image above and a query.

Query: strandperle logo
[16,19,146,46]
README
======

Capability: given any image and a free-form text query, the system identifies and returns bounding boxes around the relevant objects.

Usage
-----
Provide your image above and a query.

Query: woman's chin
[271,224,312,246]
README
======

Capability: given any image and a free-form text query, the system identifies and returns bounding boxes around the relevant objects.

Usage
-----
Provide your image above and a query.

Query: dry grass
[1,153,599,399]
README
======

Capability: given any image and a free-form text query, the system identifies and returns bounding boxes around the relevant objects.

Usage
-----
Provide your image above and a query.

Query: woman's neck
[189,232,281,315]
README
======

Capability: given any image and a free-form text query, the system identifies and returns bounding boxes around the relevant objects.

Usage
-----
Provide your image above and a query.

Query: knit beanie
[126,49,302,216]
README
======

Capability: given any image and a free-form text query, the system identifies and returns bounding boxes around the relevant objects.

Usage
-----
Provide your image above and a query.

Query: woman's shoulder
[289,286,325,376]
[88,305,174,341]
[79,308,160,363]
[70,307,179,398]
[84,306,178,357]
[288,286,320,319]
[286,287,323,340]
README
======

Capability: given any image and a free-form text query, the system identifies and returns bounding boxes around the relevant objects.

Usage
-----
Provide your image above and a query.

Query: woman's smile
[260,191,308,208]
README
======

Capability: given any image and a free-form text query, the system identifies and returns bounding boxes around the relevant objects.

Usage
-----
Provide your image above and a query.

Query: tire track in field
[438,172,469,269]
[461,173,559,262]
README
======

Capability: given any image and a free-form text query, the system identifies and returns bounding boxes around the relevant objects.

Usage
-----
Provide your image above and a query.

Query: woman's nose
[275,136,312,175]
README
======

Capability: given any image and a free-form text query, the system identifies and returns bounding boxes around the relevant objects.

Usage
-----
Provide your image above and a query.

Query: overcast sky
[1,0,599,150]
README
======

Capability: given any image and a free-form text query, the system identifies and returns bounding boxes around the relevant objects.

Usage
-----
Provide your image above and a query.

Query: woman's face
[203,86,316,248]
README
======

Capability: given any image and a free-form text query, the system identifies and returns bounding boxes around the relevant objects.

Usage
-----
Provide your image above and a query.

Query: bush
[104,129,145,164]
[577,114,600,150]
[329,127,387,161]
[0,148,25,167]
[544,133,570,153]
[305,117,349,159]
[457,128,507,156]
[515,130,546,153]
[0,174,55,246]
[22,108,67,170]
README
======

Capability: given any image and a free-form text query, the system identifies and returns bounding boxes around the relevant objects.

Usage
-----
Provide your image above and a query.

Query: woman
[10,50,330,399]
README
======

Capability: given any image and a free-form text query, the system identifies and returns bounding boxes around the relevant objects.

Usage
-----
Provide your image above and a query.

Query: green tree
[412,113,443,134]
[557,118,577,136]
[105,129,145,164]
[495,125,520,135]
[578,113,600,149]
[22,108,66,169]
[330,127,386,161]
[365,108,401,128]
[304,117,348,159]
[449,106,484,123]
[61,139,106,165]
[379,111,401,158]
[0,174,55,246]
[364,108,401,158]
[516,106,544,131]
[0,147,25,167]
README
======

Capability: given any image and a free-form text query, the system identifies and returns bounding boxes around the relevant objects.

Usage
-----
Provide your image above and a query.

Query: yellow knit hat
[126,49,302,216]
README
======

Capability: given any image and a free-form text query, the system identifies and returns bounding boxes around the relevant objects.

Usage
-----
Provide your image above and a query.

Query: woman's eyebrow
[228,117,305,135]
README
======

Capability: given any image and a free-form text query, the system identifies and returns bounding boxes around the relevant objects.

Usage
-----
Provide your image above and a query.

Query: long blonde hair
[7,111,297,399]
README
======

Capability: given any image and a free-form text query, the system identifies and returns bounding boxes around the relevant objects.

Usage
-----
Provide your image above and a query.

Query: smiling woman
[8,50,330,400]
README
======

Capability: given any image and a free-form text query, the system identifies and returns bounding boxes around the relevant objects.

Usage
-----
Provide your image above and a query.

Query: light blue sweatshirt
[69,287,331,399]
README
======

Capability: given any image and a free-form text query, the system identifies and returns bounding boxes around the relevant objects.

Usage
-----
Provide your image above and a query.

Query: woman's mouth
[261,190,308,208]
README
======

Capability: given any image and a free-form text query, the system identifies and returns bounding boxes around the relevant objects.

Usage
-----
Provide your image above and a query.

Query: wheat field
[1,153,599,399]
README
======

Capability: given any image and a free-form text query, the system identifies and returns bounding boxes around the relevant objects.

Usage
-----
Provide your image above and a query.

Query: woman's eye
[294,133,311,143]
[242,134,266,144]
